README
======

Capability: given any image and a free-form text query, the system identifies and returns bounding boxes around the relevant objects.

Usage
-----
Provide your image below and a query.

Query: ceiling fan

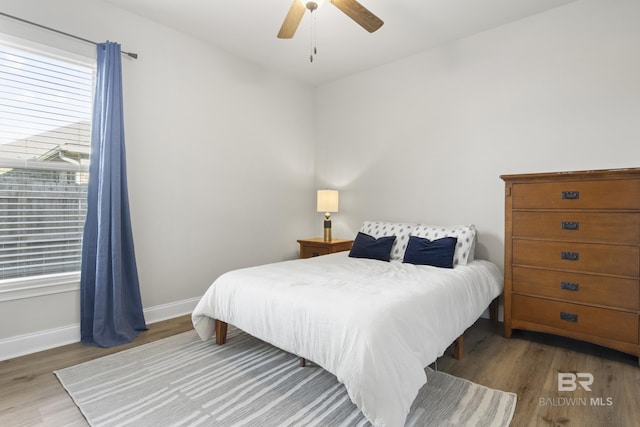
[277,0,384,39]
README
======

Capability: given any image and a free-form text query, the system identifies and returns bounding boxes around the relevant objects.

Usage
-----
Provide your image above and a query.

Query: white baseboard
[0,297,201,362]
[143,297,200,324]
[0,324,81,362]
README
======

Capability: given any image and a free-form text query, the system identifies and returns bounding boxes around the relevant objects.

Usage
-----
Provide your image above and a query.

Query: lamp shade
[317,190,339,213]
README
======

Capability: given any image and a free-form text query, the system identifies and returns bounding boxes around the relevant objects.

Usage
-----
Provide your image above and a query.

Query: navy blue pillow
[348,232,396,262]
[403,235,458,268]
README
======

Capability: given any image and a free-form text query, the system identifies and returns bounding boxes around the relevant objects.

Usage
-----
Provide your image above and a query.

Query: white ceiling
[102,0,577,86]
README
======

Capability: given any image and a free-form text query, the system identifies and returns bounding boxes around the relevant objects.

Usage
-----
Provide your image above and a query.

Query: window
[0,37,94,283]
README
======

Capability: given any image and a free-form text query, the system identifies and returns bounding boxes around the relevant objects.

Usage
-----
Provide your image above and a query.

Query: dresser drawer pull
[561,221,579,230]
[560,312,578,322]
[561,191,580,200]
[560,281,579,291]
[561,251,579,261]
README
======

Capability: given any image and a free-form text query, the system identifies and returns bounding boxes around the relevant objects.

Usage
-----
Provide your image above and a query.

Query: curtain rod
[0,11,138,59]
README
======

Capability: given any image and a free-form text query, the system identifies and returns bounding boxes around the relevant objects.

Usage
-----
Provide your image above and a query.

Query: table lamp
[317,189,339,242]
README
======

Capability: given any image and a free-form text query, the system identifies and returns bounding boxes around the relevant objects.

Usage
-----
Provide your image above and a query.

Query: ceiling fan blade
[278,0,307,39]
[331,0,384,33]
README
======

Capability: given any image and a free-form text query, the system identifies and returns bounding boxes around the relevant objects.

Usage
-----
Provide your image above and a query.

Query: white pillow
[410,224,477,266]
[359,221,414,261]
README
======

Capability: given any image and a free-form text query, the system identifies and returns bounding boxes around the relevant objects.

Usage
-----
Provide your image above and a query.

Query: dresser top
[501,167,640,182]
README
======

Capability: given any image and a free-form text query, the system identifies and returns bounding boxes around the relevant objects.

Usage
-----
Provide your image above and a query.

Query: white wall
[0,0,316,348]
[315,0,640,267]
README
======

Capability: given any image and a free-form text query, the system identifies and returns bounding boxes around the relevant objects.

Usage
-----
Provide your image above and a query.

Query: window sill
[0,273,80,302]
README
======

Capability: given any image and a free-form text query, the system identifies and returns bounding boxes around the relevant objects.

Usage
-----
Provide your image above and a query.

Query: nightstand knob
[560,312,578,322]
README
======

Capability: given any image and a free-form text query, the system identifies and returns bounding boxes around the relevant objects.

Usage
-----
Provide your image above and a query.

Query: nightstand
[297,238,353,259]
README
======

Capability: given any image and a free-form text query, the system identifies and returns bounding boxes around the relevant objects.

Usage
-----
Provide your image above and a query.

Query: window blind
[0,40,94,281]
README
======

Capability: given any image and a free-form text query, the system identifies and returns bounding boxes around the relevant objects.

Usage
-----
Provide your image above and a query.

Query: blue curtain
[80,42,146,347]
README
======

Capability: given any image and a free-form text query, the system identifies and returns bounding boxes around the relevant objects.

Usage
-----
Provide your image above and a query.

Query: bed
[192,221,503,427]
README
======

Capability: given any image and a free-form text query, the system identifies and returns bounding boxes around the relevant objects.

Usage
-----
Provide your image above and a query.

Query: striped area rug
[55,327,516,427]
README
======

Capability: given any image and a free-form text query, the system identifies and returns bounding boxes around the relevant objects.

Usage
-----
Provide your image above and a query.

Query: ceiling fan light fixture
[299,0,325,10]
[278,0,383,40]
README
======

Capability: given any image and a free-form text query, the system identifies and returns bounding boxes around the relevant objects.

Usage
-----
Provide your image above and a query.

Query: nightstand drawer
[513,267,640,311]
[512,179,640,210]
[512,212,640,244]
[513,240,639,277]
[512,294,639,344]
[301,245,332,258]
[297,238,353,259]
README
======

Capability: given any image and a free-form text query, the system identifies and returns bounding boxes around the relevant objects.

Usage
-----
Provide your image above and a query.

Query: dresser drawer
[513,267,640,311]
[512,179,640,210]
[512,294,639,344]
[512,212,640,244]
[513,240,639,277]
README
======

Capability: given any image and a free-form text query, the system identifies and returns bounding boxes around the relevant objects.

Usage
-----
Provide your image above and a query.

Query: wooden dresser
[501,168,640,363]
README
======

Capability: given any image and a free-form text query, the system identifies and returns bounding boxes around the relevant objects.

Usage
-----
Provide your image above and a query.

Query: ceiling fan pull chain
[312,8,318,55]
[313,10,318,56]
[309,8,316,62]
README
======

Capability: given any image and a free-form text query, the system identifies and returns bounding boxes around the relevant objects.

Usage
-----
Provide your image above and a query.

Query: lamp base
[323,219,332,242]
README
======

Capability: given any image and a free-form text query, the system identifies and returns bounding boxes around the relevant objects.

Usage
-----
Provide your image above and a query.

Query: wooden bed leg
[453,335,463,360]
[299,358,306,367]
[489,296,499,323]
[215,320,228,345]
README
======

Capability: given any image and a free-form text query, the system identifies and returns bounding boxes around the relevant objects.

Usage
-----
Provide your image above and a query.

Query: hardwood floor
[437,321,640,427]
[1,315,638,426]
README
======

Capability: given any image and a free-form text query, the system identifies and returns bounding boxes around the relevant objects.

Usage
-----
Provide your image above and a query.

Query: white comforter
[192,252,503,427]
